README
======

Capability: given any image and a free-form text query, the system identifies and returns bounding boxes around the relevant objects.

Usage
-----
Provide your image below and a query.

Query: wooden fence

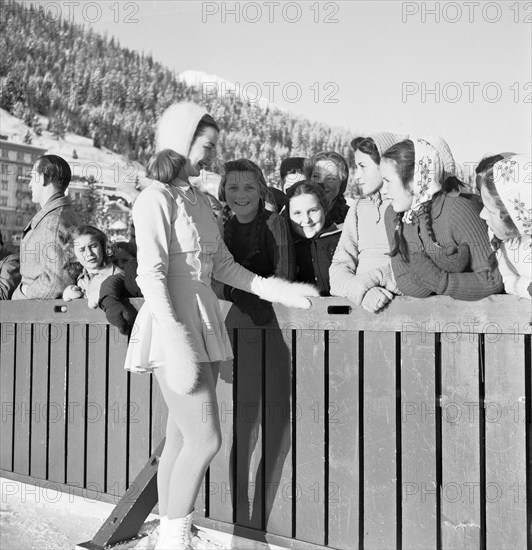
[0,296,530,549]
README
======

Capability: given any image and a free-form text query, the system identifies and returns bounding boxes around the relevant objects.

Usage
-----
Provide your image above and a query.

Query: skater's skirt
[124,279,234,373]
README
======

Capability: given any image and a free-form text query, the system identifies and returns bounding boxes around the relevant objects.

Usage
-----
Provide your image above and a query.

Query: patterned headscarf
[403,138,444,224]
[493,154,532,237]
[421,134,456,177]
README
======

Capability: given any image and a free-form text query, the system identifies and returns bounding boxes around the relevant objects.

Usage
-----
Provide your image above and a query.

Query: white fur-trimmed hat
[156,102,209,156]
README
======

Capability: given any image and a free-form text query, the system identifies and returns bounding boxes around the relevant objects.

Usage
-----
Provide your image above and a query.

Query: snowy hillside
[178,69,280,111]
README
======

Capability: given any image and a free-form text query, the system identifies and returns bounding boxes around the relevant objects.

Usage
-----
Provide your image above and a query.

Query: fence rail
[1,296,530,549]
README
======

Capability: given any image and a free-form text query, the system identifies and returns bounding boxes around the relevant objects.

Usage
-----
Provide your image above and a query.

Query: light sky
[23,0,531,170]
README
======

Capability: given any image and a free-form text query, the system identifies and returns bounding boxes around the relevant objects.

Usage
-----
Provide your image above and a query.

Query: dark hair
[304,151,349,224]
[351,137,381,165]
[64,225,112,275]
[475,155,520,276]
[382,139,444,262]
[192,114,219,142]
[286,180,330,213]
[35,155,71,192]
[148,114,220,183]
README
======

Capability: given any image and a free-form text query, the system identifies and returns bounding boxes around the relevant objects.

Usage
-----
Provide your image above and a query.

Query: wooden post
[76,439,165,549]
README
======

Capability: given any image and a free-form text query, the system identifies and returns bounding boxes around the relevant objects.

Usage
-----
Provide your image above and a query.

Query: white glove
[251,276,320,309]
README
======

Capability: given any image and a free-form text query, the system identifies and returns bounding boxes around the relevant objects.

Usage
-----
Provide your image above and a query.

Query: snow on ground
[1,478,287,550]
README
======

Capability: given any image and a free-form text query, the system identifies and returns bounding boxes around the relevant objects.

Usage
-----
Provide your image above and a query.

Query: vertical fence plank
[67,322,87,489]
[106,327,129,498]
[86,324,108,495]
[0,323,16,471]
[48,322,68,484]
[295,329,325,546]
[485,334,527,550]
[128,371,152,487]
[264,327,293,537]
[401,332,437,549]
[235,326,263,530]
[441,335,480,549]
[30,323,49,480]
[328,329,359,550]
[363,330,396,550]
[14,322,32,476]
[208,329,235,523]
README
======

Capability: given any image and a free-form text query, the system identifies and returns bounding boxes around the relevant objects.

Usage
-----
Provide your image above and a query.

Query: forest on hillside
[0,1,357,190]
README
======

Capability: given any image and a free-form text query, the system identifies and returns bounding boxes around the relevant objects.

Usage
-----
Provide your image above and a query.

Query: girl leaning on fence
[215,158,296,325]
[124,102,319,549]
[380,138,504,300]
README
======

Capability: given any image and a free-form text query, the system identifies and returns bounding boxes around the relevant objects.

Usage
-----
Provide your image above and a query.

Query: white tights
[154,362,222,519]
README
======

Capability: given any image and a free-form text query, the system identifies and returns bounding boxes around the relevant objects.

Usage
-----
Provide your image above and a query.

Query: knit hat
[422,135,456,176]
[280,157,306,179]
[403,138,444,224]
[156,102,209,156]
[493,154,532,237]
[369,132,409,157]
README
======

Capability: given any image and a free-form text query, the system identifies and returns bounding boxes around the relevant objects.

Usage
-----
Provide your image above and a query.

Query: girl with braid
[380,138,503,300]
[216,159,296,325]
[477,154,531,299]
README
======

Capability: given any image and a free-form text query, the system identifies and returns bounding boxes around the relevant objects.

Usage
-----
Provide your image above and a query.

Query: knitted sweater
[218,208,295,299]
[294,224,342,296]
[385,193,504,300]
[12,194,80,300]
[329,196,391,298]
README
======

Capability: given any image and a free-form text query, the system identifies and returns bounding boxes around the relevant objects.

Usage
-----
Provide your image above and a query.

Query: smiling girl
[380,139,503,300]
[287,181,342,295]
[477,154,531,299]
[217,159,296,324]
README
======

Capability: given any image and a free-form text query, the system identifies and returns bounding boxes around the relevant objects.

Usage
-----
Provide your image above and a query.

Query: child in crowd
[329,133,407,312]
[287,181,341,295]
[217,159,296,324]
[280,156,306,193]
[477,154,531,299]
[381,139,504,300]
[0,230,21,300]
[63,225,136,333]
[305,151,350,225]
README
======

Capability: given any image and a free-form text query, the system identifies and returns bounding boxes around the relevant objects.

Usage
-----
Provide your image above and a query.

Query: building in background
[0,138,47,245]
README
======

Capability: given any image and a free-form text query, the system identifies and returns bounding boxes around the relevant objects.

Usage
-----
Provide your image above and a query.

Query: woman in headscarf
[380,138,503,300]
[477,154,531,299]
[125,102,318,549]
